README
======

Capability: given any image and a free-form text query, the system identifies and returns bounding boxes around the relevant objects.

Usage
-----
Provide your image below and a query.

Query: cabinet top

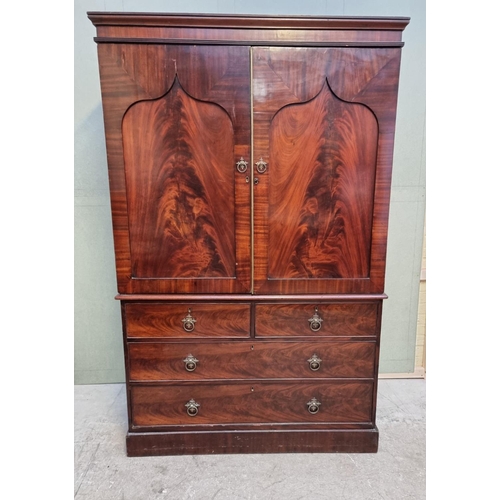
[88,12,410,31]
[88,12,410,47]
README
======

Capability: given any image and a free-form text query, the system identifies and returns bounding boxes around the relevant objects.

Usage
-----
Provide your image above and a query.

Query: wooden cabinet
[88,12,409,456]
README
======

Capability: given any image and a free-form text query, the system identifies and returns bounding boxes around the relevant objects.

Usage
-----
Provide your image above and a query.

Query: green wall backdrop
[74,0,426,383]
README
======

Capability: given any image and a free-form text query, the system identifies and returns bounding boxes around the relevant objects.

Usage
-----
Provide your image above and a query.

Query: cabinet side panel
[97,44,175,293]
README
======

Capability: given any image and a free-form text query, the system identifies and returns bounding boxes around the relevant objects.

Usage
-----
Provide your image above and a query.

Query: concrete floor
[75,379,425,499]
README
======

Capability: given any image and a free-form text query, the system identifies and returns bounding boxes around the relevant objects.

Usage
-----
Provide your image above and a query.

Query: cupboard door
[97,44,251,294]
[252,47,402,294]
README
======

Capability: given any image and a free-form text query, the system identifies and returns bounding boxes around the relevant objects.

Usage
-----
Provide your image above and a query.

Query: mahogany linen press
[88,12,410,456]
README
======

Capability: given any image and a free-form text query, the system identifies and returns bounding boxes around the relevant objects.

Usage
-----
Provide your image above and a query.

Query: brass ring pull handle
[183,354,199,372]
[307,398,321,415]
[182,308,196,332]
[308,307,323,332]
[236,157,248,173]
[255,157,268,174]
[185,399,200,417]
[307,354,322,371]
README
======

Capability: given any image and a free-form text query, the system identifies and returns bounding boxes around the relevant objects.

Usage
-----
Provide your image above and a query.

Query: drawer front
[128,341,376,380]
[124,303,251,338]
[131,381,374,426]
[255,303,378,337]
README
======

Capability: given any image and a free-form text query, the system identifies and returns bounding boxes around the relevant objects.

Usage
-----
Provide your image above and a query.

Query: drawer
[124,303,251,338]
[130,381,374,426]
[255,303,378,337]
[128,341,376,380]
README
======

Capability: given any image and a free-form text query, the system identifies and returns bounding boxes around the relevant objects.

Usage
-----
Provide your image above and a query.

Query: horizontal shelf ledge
[116,293,388,301]
[93,37,404,48]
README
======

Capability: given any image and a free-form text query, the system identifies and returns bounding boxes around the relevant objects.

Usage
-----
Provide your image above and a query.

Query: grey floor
[75,379,425,499]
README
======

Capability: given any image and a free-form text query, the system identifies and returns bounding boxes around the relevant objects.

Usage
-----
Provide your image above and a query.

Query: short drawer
[255,303,378,337]
[130,380,374,426]
[124,303,251,338]
[128,341,376,380]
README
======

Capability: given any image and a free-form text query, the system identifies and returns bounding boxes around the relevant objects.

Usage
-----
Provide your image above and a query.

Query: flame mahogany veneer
[89,12,409,456]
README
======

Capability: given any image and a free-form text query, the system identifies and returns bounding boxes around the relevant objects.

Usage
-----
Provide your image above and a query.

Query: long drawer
[255,303,378,337]
[124,302,251,338]
[130,380,374,426]
[128,340,376,380]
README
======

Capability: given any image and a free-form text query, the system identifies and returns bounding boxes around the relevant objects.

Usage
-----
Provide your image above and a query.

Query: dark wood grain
[130,380,374,426]
[93,30,404,46]
[126,428,379,456]
[252,47,402,294]
[96,43,251,293]
[128,340,376,380]
[255,303,378,337]
[89,13,409,457]
[268,81,377,280]
[124,303,251,338]
[123,77,235,279]
[90,23,406,47]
